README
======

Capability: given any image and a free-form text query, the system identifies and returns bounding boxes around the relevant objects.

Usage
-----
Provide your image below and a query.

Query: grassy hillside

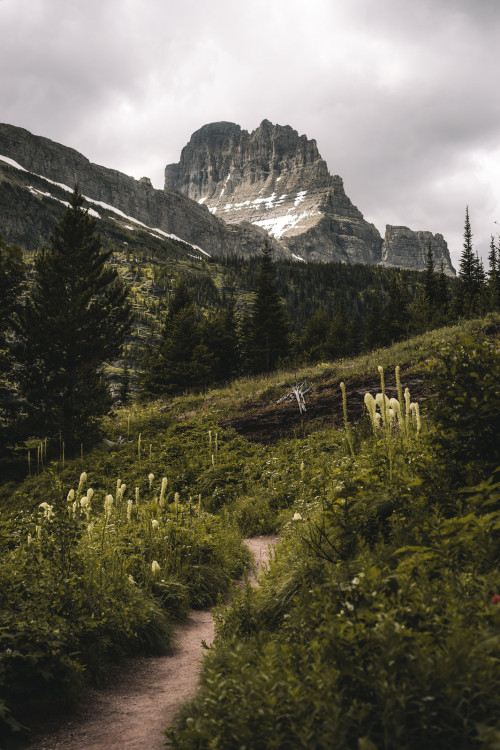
[0,313,499,746]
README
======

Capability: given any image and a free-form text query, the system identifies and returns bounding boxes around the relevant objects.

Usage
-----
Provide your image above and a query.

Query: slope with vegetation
[165,320,500,750]
[0,312,498,747]
[1,193,500,747]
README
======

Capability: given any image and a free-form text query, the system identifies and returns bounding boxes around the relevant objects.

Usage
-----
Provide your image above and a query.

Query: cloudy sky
[1,0,499,267]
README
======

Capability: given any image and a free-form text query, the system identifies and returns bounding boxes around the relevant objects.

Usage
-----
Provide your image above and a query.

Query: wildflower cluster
[363,365,421,437]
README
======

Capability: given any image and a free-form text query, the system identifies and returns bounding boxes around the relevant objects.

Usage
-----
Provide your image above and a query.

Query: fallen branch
[276,374,312,414]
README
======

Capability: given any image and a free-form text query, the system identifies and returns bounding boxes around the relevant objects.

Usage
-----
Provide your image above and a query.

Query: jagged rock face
[166,120,383,265]
[0,121,456,275]
[166,120,457,274]
[382,226,456,277]
[0,123,283,259]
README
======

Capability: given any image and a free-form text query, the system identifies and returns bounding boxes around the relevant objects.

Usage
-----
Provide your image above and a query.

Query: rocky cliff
[381,226,454,274]
[166,120,455,274]
[0,123,284,259]
[0,121,456,275]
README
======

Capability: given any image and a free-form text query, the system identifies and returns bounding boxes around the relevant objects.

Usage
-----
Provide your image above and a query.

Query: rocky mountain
[0,121,455,275]
[381,226,453,273]
[0,123,284,260]
[166,120,456,275]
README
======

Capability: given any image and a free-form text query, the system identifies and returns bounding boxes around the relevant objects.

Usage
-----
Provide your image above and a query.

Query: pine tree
[364,294,384,350]
[423,242,437,309]
[488,237,500,310]
[459,206,475,285]
[0,236,24,450]
[457,206,479,315]
[15,188,133,446]
[140,279,203,396]
[435,262,450,317]
[248,243,290,373]
[327,299,356,359]
[300,309,333,362]
[383,275,410,343]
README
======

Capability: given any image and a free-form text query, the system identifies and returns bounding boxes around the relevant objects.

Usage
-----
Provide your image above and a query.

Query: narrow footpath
[25,535,277,750]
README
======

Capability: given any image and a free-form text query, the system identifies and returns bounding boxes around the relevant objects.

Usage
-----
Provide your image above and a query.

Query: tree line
[1,196,499,466]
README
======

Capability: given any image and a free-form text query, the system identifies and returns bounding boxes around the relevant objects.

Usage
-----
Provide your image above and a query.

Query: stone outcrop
[381,226,455,277]
[166,120,455,274]
[0,123,285,259]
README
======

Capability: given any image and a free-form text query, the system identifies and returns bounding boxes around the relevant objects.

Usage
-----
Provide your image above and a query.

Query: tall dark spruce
[423,242,437,308]
[16,188,133,446]
[249,242,290,373]
[0,236,24,451]
[456,206,485,314]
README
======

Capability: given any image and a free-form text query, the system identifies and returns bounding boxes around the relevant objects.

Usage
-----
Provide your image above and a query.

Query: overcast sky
[1,0,499,268]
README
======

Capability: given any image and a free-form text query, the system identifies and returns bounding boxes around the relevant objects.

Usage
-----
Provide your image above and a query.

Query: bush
[429,334,500,485]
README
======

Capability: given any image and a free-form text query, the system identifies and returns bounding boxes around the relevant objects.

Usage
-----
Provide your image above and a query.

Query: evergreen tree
[488,237,500,310]
[459,207,475,285]
[423,242,437,308]
[248,243,290,373]
[435,262,450,318]
[199,296,239,383]
[300,309,333,362]
[140,280,202,396]
[364,294,384,351]
[0,236,25,450]
[15,188,133,446]
[457,206,481,315]
[383,275,410,343]
[327,299,356,359]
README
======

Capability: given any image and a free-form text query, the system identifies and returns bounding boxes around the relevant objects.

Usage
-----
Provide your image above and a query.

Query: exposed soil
[220,367,432,443]
[23,536,277,750]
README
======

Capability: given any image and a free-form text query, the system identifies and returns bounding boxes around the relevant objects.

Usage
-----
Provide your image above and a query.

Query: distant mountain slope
[166,120,456,275]
[0,121,455,275]
[0,123,285,260]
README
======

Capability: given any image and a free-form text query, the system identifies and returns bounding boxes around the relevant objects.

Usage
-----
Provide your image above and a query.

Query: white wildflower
[148,473,154,489]
[151,560,161,574]
[104,494,114,517]
[159,477,168,506]
[39,502,54,519]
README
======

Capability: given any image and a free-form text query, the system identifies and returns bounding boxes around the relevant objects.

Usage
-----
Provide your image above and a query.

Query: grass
[0,312,499,746]
[165,320,500,749]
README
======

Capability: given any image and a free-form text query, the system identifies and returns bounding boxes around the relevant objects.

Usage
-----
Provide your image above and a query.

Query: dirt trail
[25,536,277,750]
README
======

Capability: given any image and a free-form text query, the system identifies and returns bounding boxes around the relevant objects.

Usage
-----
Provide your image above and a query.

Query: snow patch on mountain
[254,210,319,239]
[0,154,209,257]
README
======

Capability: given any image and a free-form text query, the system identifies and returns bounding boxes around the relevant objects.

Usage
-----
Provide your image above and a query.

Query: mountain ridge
[166,120,455,274]
[0,121,455,275]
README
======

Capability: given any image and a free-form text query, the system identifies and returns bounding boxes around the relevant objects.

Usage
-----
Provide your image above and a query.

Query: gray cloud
[1,0,499,266]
